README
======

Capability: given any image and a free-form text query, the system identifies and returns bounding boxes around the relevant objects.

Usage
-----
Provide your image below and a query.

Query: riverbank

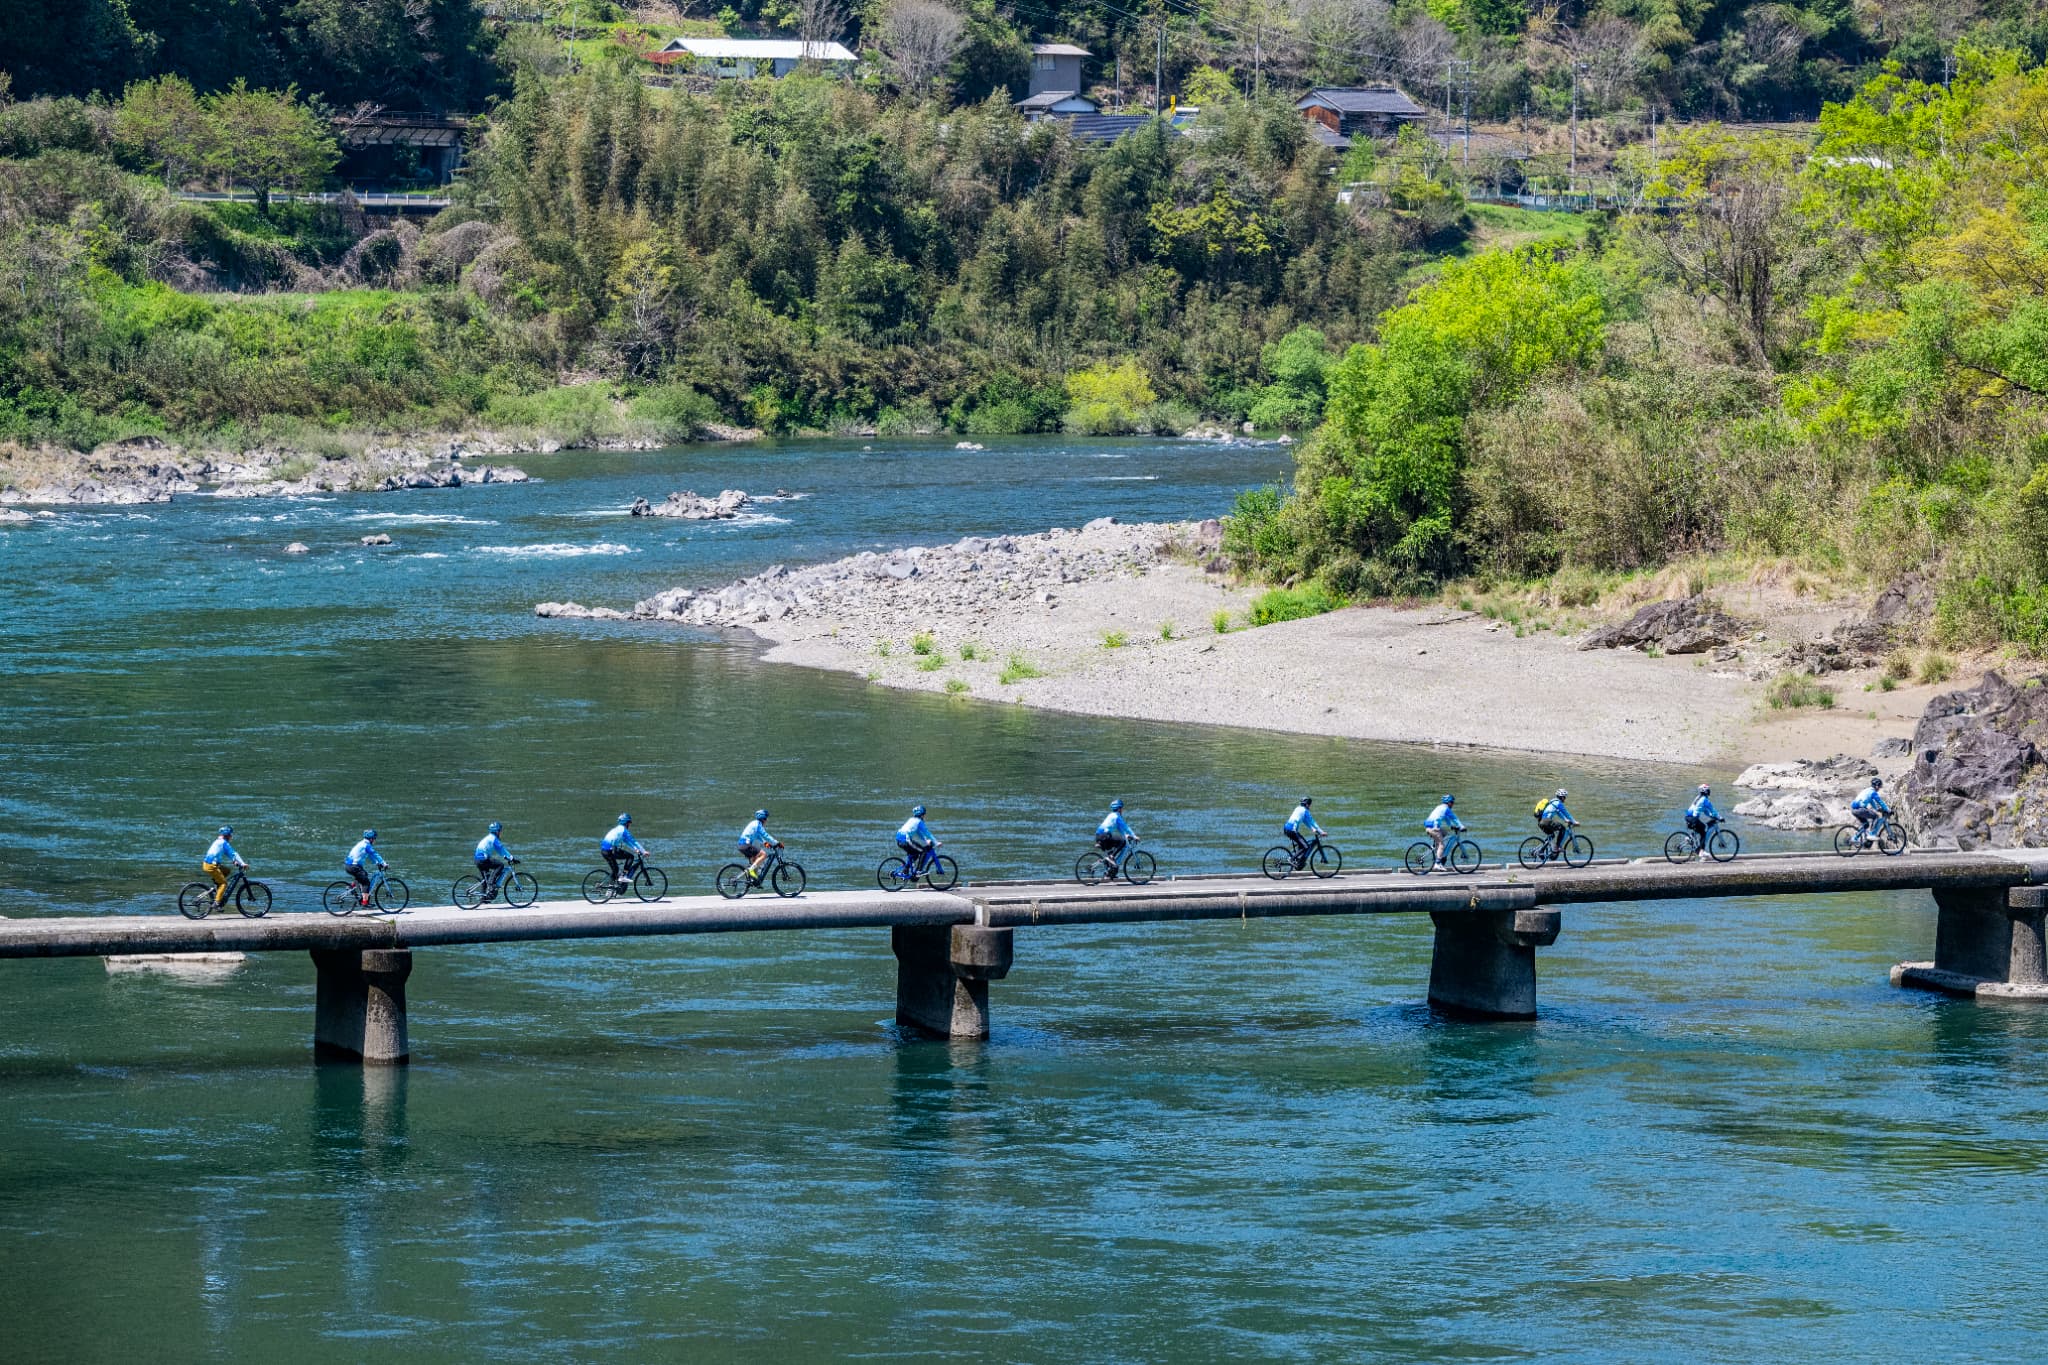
[537,518,1953,766]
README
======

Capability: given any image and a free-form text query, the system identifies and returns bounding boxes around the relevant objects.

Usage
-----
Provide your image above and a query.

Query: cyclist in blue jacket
[345,830,385,897]
[896,806,938,874]
[474,821,517,899]
[1096,800,1138,863]
[602,814,645,888]
[1685,785,1722,841]
[1536,789,1574,858]
[740,810,781,882]
[1850,778,1892,841]
[1283,798,1323,866]
[1424,796,1464,869]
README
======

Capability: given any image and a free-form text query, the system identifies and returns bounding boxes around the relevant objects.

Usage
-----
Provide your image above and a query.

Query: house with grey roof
[1294,85,1428,147]
[649,37,858,79]
[1015,90,1099,122]
[1028,43,1090,98]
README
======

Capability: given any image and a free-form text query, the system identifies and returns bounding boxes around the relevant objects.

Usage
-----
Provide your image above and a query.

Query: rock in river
[1899,671,2048,850]
[631,489,751,520]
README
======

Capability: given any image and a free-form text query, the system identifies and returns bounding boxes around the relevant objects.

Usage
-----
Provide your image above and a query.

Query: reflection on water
[2,438,2045,1357]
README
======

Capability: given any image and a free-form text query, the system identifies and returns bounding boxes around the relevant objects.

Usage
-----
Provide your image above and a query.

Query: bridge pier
[312,949,413,1063]
[892,925,1013,1038]
[1427,910,1562,1020]
[1893,888,2048,1001]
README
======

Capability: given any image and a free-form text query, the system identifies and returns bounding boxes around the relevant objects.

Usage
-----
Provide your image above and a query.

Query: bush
[626,384,717,442]
[1249,582,1345,625]
[1212,609,1233,634]
[485,382,620,445]
[1766,672,1836,709]
[1102,630,1128,649]
[998,653,1044,684]
[1222,483,1296,574]
[1917,652,1956,684]
[911,632,937,655]
[1063,360,1157,436]
[1883,649,1913,681]
[944,677,969,694]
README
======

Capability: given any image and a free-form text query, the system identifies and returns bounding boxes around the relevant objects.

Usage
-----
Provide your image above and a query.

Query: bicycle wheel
[923,855,960,892]
[235,880,271,918]
[453,875,485,910]
[1262,846,1296,880]
[1834,826,1862,856]
[716,863,751,899]
[771,861,807,898]
[1449,840,1483,874]
[1123,850,1157,886]
[1879,825,1908,856]
[1707,829,1740,862]
[374,876,410,912]
[1663,831,1697,864]
[1518,836,1548,871]
[177,883,215,920]
[1076,852,1107,886]
[1309,843,1342,879]
[634,865,669,902]
[1564,834,1594,869]
[1404,841,1436,875]
[582,869,615,904]
[504,871,539,907]
[323,881,357,916]
[877,856,911,892]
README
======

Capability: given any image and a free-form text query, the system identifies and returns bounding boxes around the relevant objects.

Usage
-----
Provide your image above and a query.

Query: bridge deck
[3,850,2043,961]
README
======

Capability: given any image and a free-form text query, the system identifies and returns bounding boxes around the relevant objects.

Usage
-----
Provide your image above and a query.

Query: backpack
[1533,798,1550,818]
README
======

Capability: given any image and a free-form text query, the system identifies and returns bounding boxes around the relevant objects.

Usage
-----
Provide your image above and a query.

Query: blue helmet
[1441,795,1454,806]
[488,821,503,835]
[618,813,631,825]
[755,809,769,821]
[1110,799,1124,811]
[1871,777,1883,789]
[218,826,232,838]
[912,805,926,817]
[363,829,377,841]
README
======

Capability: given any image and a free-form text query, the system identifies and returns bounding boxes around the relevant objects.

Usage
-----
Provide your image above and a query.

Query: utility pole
[1254,23,1262,98]
[1942,48,1956,89]
[1155,21,1165,146]
[1451,59,1473,174]
[1569,61,1587,193]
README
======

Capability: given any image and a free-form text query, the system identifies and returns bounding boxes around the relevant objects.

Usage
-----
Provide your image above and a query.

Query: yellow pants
[203,861,228,905]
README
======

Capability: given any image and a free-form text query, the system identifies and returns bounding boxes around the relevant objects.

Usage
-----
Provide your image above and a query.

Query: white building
[651,37,859,80]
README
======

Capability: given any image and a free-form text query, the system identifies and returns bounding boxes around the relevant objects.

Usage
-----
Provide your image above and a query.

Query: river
[2,437,2043,1360]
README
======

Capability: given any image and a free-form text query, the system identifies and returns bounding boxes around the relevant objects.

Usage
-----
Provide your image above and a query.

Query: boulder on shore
[1581,595,1750,655]
[1899,671,2048,849]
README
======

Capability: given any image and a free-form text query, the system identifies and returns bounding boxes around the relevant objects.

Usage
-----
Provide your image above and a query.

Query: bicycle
[1664,821,1740,864]
[1075,839,1156,886]
[1518,825,1594,870]
[1835,812,1908,857]
[582,851,669,904]
[177,867,272,920]
[717,845,807,899]
[453,859,539,909]
[878,843,960,892]
[1405,831,1482,875]
[324,866,411,916]
[1262,833,1342,880]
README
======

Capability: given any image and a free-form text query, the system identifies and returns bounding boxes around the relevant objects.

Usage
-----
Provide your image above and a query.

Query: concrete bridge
[3,850,2045,1063]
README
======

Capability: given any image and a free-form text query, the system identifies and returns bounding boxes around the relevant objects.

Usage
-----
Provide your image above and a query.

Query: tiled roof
[1297,86,1427,117]
[1062,113,1158,143]
[1031,43,1091,56]
[1016,89,1089,110]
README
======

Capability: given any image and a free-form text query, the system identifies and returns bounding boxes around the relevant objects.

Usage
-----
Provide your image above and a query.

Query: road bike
[1664,822,1740,864]
[324,866,411,916]
[177,867,271,919]
[717,845,807,899]
[1405,832,1482,875]
[1262,834,1342,880]
[1518,826,1594,870]
[1075,839,1156,886]
[878,843,960,892]
[453,859,539,909]
[1835,812,1908,857]
[583,851,669,904]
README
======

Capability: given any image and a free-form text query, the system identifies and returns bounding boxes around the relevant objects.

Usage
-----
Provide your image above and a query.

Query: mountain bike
[1405,832,1482,875]
[1518,826,1594,870]
[1262,834,1342,880]
[582,851,668,904]
[717,845,807,899]
[177,867,271,919]
[878,843,960,892]
[324,866,411,916]
[1665,821,1740,863]
[453,859,540,909]
[1835,812,1908,856]
[1075,839,1156,886]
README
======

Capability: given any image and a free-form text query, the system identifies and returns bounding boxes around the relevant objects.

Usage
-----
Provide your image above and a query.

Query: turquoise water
[2,437,2043,1360]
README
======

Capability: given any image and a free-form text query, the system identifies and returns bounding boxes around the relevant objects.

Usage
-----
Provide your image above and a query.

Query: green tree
[114,74,211,188]
[204,81,338,216]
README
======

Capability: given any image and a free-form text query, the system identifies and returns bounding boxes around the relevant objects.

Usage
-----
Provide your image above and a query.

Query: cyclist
[474,821,518,900]
[1424,795,1465,869]
[739,810,781,883]
[602,814,645,889]
[1283,797,1323,867]
[1850,777,1892,843]
[203,825,247,908]
[1535,789,1574,859]
[1685,784,1722,850]
[896,805,939,875]
[344,829,385,904]
[1096,799,1138,868]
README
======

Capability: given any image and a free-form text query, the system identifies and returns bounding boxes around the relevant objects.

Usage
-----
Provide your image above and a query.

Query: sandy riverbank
[537,518,1961,767]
